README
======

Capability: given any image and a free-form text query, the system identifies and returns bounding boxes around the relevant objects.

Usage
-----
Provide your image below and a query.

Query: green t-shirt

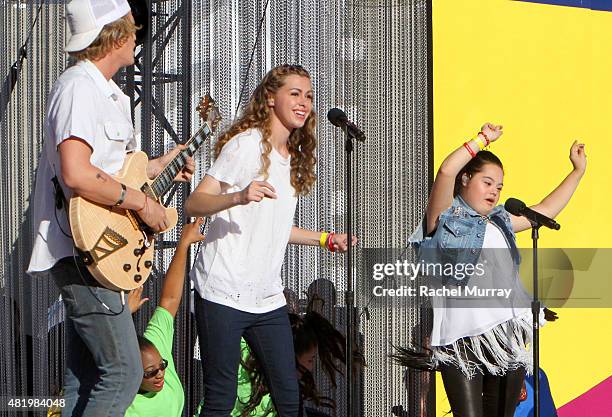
[195,338,276,417]
[126,307,184,417]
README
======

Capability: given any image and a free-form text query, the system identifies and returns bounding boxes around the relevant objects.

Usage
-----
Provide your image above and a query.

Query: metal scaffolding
[1,1,433,415]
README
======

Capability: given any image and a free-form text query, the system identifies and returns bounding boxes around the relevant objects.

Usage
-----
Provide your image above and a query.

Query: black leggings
[440,363,525,417]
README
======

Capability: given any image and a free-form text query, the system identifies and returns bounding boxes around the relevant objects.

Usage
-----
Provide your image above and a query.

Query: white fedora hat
[65,0,131,52]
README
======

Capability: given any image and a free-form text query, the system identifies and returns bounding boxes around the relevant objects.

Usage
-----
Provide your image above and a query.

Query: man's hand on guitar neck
[146,144,195,182]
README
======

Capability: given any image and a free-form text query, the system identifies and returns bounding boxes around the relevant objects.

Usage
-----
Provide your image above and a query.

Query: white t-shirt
[28,60,136,273]
[190,128,297,313]
[431,222,533,346]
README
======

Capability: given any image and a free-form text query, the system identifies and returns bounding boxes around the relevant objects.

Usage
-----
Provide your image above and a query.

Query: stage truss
[0,1,432,415]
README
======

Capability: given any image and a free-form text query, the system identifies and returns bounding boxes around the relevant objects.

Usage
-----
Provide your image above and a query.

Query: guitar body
[69,151,178,291]
[68,94,220,291]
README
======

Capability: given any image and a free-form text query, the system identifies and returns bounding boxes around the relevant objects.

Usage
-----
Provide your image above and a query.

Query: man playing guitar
[27,1,193,415]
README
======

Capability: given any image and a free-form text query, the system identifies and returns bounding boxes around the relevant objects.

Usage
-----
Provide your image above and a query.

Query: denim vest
[410,196,520,281]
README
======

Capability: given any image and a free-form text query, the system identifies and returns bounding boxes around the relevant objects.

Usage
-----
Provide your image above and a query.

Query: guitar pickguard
[89,227,129,264]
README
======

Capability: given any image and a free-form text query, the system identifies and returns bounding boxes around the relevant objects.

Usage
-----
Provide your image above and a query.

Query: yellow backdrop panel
[432,0,612,414]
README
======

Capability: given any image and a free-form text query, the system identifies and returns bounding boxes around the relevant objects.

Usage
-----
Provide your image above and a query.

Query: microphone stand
[342,124,358,417]
[1,3,43,124]
[530,224,541,417]
[1,46,27,124]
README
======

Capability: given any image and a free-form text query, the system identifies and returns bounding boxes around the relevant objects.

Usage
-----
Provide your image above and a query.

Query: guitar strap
[51,165,73,239]
[52,175,67,210]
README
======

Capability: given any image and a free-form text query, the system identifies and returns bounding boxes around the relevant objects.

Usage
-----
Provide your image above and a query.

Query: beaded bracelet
[478,131,491,146]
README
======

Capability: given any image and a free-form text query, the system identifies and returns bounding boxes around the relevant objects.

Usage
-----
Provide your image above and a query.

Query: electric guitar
[69,95,221,290]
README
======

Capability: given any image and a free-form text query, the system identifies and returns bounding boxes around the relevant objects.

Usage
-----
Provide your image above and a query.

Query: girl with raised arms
[397,124,586,417]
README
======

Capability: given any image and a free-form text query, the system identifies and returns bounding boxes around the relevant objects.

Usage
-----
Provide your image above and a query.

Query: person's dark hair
[137,335,156,352]
[307,278,337,306]
[453,150,504,196]
[239,311,347,416]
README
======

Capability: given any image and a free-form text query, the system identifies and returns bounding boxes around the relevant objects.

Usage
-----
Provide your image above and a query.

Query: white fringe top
[429,222,543,378]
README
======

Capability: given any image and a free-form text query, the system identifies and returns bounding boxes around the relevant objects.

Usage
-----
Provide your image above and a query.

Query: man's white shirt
[28,60,136,273]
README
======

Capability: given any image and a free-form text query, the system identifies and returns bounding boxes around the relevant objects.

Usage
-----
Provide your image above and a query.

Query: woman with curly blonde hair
[186,64,355,417]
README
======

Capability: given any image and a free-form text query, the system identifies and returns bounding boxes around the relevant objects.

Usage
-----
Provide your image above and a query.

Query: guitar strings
[151,122,210,195]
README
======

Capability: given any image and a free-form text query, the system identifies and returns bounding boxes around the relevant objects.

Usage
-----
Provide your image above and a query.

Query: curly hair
[214,64,317,196]
[69,14,138,62]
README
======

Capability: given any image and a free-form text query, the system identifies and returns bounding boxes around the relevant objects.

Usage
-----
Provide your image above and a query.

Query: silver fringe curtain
[1,2,68,415]
[1,1,431,416]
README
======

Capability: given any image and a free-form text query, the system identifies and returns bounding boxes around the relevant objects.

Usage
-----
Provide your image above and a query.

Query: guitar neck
[150,123,212,198]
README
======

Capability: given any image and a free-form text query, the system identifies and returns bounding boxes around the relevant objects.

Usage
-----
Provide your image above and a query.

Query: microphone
[327,108,366,141]
[505,198,560,230]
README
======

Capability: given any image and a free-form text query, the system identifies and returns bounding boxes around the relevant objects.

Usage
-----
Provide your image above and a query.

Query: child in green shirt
[126,218,205,417]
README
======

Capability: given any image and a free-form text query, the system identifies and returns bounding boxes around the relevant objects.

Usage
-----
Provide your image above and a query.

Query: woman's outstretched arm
[186,176,277,217]
[289,226,357,252]
[511,141,587,233]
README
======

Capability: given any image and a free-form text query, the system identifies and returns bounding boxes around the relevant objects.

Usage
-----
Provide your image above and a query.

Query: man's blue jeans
[195,295,300,417]
[48,257,142,417]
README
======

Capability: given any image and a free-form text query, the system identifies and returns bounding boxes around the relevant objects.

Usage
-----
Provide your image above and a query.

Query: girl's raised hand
[481,123,503,143]
[569,140,587,174]
[179,217,206,247]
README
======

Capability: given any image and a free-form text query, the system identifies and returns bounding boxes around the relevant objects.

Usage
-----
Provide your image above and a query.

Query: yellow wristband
[474,136,486,150]
[319,232,329,248]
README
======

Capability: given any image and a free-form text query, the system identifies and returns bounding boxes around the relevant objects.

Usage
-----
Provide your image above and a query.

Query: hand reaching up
[178,217,206,248]
[480,123,503,143]
[569,140,587,175]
